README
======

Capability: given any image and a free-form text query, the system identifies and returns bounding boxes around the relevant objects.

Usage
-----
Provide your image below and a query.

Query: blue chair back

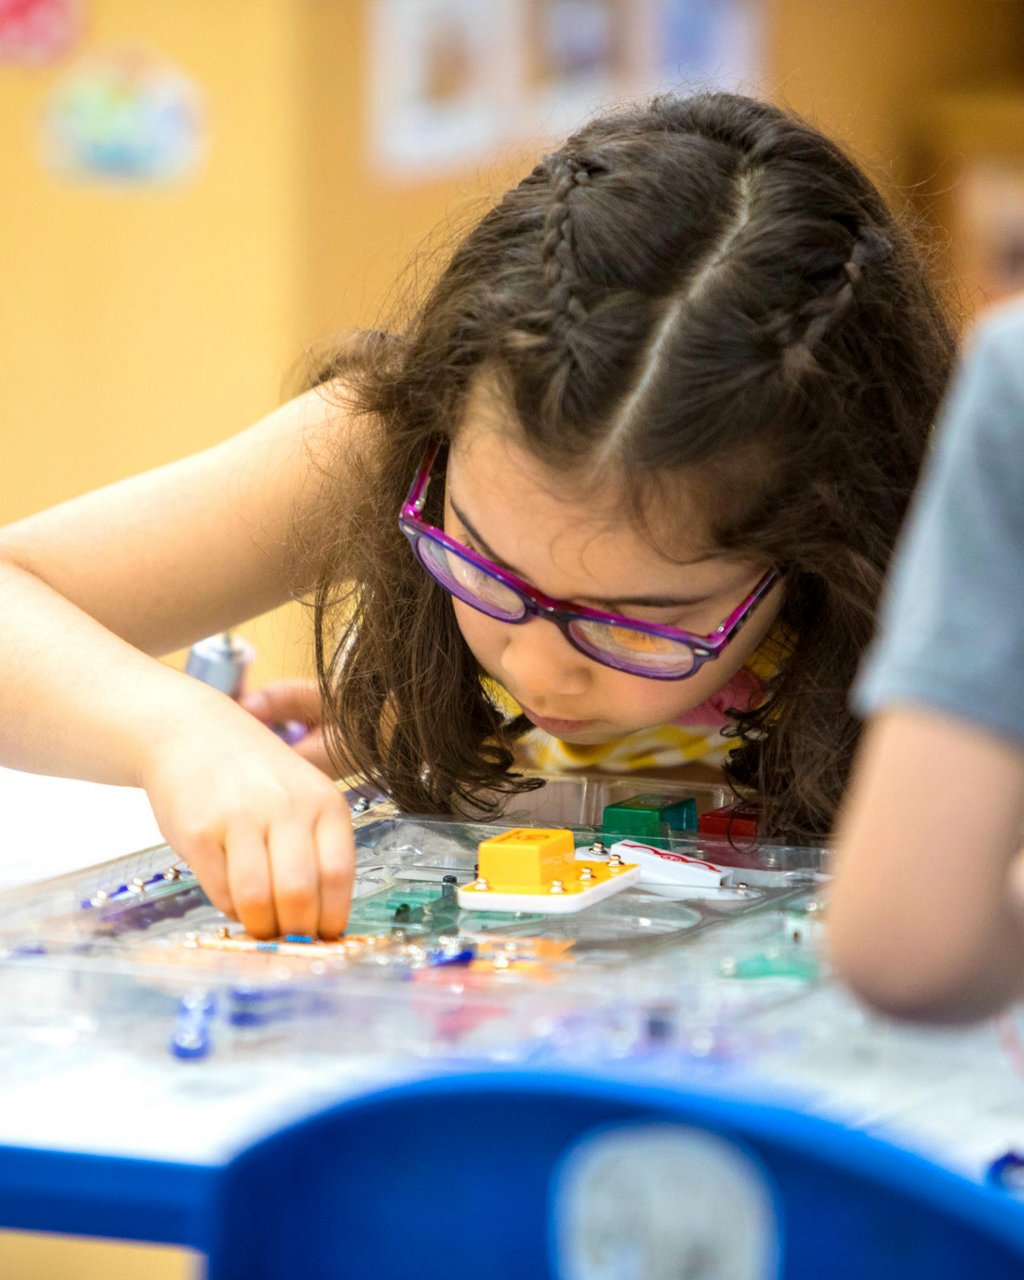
[203,1069,1024,1280]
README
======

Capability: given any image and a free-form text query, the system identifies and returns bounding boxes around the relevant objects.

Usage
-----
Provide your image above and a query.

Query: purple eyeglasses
[399,441,780,681]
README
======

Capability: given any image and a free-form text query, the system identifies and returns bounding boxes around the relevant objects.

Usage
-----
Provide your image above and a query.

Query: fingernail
[239,691,269,718]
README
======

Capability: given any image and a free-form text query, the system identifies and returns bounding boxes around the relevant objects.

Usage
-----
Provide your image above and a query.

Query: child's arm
[240,679,335,775]
[831,707,1024,1021]
[831,306,1024,1021]
[0,386,356,939]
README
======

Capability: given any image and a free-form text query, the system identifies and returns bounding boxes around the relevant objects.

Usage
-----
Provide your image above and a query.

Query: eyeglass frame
[398,439,781,681]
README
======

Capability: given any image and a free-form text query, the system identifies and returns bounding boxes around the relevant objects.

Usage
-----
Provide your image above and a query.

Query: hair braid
[777,226,893,379]
[540,153,595,337]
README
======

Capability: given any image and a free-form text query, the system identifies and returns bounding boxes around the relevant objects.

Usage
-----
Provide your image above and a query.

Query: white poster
[368,0,522,177]
[367,0,763,180]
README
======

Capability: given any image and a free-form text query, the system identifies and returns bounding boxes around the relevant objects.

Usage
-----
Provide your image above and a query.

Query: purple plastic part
[273,720,309,747]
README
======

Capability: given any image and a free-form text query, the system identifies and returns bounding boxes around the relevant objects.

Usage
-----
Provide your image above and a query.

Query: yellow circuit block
[477,827,576,893]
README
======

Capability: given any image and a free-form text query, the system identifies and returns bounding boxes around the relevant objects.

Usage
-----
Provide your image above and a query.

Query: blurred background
[1,2,1024,1274]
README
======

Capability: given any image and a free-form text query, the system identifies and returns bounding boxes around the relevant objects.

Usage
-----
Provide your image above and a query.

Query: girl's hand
[138,706,354,939]
[240,679,336,776]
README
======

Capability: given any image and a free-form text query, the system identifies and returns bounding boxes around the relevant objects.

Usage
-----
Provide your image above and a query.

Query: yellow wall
[764,0,1024,316]
[0,1231,193,1280]
[1,0,315,683]
[1,0,307,513]
[766,0,1024,192]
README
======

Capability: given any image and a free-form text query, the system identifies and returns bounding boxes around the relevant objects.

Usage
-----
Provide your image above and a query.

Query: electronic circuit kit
[0,777,829,1068]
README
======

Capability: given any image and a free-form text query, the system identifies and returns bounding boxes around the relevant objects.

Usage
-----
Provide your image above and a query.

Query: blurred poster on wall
[40,43,206,185]
[655,0,760,96]
[368,0,520,177]
[0,0,82,63]
[367,0,763,180]
[523,0,628,137]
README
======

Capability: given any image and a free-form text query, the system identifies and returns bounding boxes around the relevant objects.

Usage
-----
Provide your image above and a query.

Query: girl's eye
[451,557,486,589]
[452,557,507,603]
[460,532,489,562]
[617,609,695,633]
[614,628,678,654]
[577,621,681,655]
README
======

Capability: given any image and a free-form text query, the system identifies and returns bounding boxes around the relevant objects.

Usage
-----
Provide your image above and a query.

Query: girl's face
[444,402,783,743]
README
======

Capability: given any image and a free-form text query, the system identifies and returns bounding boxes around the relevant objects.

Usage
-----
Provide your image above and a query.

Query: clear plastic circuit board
[0,776,829,1067]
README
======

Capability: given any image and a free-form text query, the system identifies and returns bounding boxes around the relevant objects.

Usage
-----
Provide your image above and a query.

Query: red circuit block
[697,803,760,839]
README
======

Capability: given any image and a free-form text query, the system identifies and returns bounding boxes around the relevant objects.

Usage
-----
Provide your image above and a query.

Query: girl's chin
[520,709,603,739]
[522,715,633,744]
[541,728,614,745]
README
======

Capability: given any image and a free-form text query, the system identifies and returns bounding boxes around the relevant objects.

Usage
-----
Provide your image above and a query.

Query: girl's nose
[499,617,591,702]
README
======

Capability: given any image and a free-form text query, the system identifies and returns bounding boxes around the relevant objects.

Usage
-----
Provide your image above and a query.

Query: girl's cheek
[451,599,501,665]
[607,666,721,722]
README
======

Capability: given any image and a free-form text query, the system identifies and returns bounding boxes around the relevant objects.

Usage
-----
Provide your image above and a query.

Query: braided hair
[772,227,893,380]
[304,92,955,840]
[540,152,596,335]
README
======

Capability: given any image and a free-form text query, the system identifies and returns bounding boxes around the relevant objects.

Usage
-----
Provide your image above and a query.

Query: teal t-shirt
[854,305,1024,747]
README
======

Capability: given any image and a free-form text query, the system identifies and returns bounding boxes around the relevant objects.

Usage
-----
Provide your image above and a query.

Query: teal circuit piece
[348,877,549,939]
[722,950,819,983]
[601,792,698,847]
[347,881,457,936]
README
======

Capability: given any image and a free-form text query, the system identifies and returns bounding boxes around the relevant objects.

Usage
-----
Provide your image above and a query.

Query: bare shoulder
[0,379,372,656]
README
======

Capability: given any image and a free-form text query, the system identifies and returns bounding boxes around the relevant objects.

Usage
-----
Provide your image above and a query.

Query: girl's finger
[314,806,356,939]
[294,730,337,776]
[239,679,322,726]
[267,819,320,939]
[176,829,235,919]
[225,823,278,939]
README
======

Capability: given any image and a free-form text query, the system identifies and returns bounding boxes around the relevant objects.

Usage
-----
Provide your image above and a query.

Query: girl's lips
[521,707,597,735]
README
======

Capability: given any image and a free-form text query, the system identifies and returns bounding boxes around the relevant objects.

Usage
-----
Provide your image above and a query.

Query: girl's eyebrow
[449,498,714,610]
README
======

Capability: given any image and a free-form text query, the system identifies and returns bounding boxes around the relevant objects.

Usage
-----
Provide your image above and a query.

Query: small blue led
[428,945,476,967]
[169,994,216,1061]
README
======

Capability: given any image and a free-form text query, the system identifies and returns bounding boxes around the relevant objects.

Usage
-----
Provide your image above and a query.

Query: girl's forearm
[0,558,237,785]
[831,708,1024,1022]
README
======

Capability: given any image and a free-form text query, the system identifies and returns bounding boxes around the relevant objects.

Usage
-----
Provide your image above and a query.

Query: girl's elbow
[828,919,1003,1024]
[832,957,973,1023]
[827,926,921,1019]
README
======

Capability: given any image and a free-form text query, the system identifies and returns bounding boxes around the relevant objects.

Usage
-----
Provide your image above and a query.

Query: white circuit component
[606,840,725,890]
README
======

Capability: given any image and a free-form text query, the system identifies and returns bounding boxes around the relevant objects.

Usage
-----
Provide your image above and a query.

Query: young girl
[0,93,953,942]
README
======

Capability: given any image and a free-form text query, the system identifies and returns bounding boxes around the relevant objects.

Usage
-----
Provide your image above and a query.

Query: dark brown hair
[299,92,955,840]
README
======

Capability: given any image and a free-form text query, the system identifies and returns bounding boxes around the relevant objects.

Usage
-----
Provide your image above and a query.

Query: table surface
[0,766,164,893]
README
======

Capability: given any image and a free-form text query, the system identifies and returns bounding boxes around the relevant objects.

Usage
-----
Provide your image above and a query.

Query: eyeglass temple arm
[404,440,445,513]
[715,569,781,641]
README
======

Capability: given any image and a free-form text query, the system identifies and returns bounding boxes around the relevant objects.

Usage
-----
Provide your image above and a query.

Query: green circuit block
[346,883,445,933]
[723,950,819,983]
[601,793,698,846]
